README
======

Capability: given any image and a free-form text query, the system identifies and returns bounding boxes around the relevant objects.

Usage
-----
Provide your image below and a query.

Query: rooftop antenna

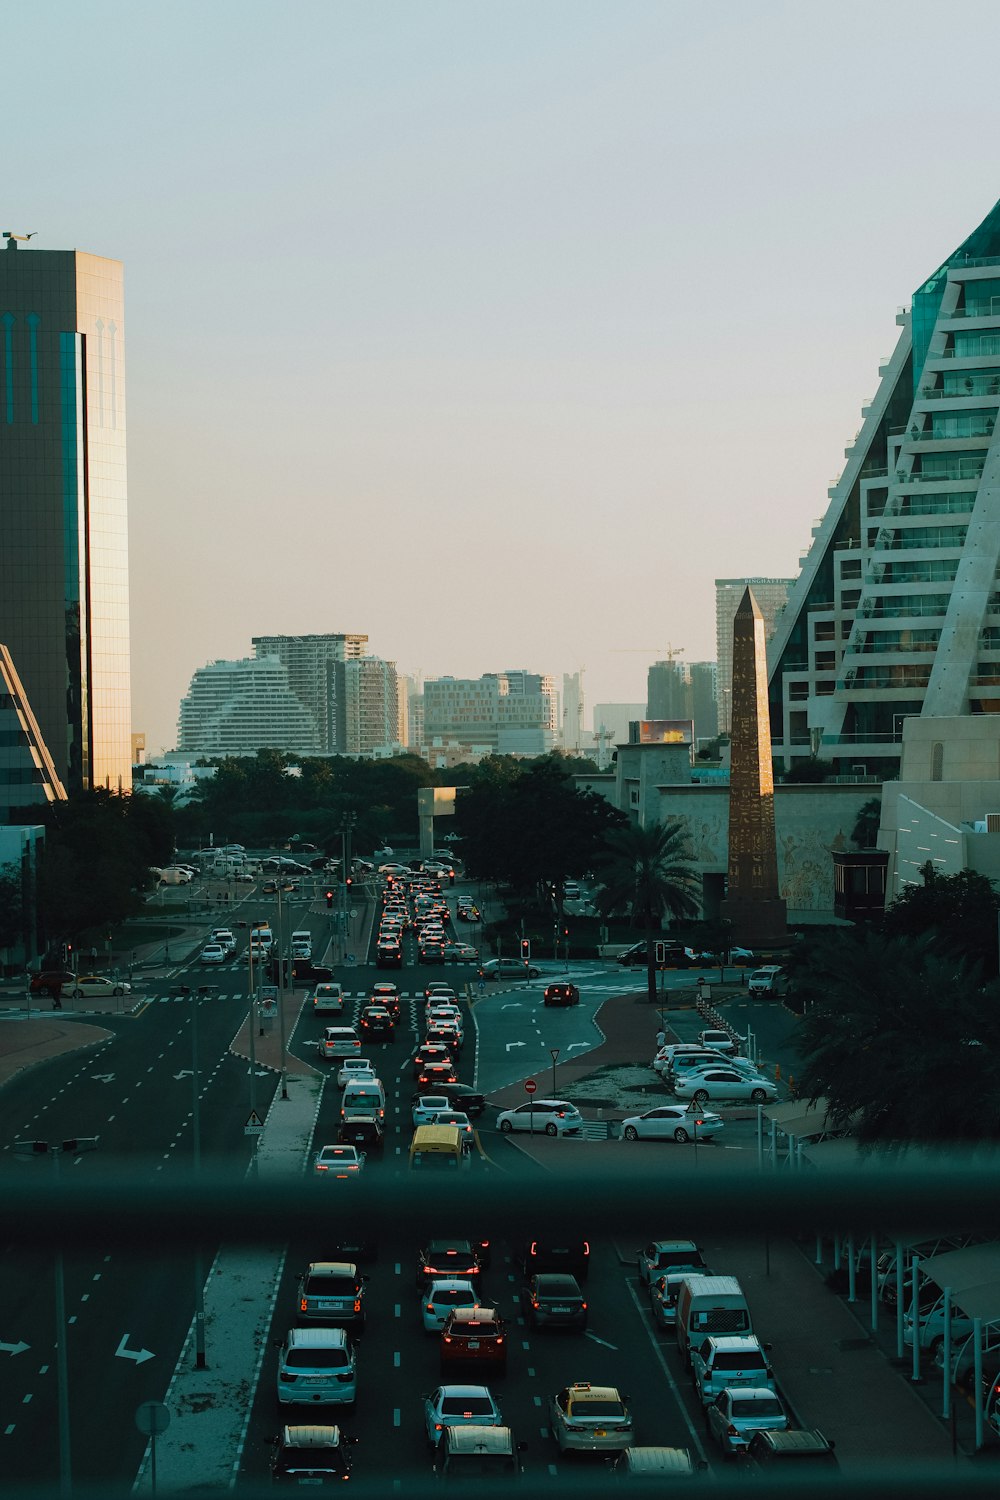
[3,231,37,250]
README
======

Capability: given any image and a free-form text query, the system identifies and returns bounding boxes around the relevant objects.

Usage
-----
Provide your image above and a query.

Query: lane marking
[623,1274,706,1461]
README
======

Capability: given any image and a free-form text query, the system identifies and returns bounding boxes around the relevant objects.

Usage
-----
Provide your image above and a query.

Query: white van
[747,966,784,996]
[675,1275,752,1364]
[341,1079,386,1121]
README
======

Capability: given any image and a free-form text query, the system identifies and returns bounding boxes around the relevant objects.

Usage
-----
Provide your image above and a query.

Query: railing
[871,534,967,552]
[821,731,904,744]
[836,672,931,691]
[903,466,984,482]
[884,495,975,517]
[943,300,1000,319]
[918,382,1000,399]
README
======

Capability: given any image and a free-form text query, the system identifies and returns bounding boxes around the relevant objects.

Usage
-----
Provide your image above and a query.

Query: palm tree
[597,821,700,1002]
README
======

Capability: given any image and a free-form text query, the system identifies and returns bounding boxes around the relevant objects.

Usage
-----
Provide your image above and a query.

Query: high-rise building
[562,671,585,752]
[689,662,719,743]
[0,644,67,821]
[332,657,400,755]
[716,578,792,734]
[769,198,1000,777]
[646,660,689,720]
[177,656,320,755]
[251,633,368,751]
[0,240,132,791]
[422,671,558,756]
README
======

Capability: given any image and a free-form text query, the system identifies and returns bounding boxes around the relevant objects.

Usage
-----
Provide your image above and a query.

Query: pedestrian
[51,980,62,1011]
[655,1027,666,1050]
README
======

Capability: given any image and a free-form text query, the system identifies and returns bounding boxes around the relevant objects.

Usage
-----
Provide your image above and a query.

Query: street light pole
[275,882,288,1100]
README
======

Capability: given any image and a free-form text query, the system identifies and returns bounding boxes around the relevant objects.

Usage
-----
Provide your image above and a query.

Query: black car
[520,1239,590,1280]
[337,1115,385,1153]
[436,1081,487,1119]
[270,1425,356,1485]
[521,1273,588,1330]
[416,1238,483,1289]
[359,1005,394,1041]
[617,941,692,968]
[543,983,580,1007]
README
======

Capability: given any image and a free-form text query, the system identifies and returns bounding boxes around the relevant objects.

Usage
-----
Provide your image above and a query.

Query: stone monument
[720,586,787,945]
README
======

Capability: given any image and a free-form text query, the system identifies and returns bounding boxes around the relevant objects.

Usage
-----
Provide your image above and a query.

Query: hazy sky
[6,1,1000,753]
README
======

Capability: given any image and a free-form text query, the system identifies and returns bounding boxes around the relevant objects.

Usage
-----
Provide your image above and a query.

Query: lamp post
[275,882,288,1101]
[14,1135,99,1496]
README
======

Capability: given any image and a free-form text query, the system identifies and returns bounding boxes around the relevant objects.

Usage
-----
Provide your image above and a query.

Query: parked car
[746,1429,838,1471]
[673,1068,777,1105]
[705,1388,788,1456]
[620,1105,724,1144]
[496,1099,583,1137]
[637,1240,706,1288]
[690,1335,775,1405]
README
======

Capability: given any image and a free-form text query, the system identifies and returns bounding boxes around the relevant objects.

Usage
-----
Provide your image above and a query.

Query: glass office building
[0,242,131,792]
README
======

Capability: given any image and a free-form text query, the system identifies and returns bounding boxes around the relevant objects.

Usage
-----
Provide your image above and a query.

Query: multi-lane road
[0,876,800,1492]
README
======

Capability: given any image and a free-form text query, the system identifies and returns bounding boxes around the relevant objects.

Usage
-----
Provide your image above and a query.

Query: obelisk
[720,587,787,944]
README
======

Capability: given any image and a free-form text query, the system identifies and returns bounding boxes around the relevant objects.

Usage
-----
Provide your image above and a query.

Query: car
[435,1082,487,1118]
[416,1239,482,1289]
[549,1383,633,1453]
[479,958,540,981]
[420,943,446,964]
[269,1423,357,1484]
[664,1050,762,1083]
[691,1335,775,1405]
[673,1068,778,1104]
[520,1239,590,1280]
[359,1006,394,1041]
[440,1308,508,1373]
[336,1058,377,1088]
[412,1094,455,1127]
[443,942,479,963]
[704,1387,788,1456]
[416,1062,459,1089]
[697,1028,738,1055]
[337,1115,384,1153]
[320,1026,362,1061]
[313,1144,365,1177]
[543,982,580,1007]
[620,1105,725,1144]
[430,1111,474,1147]
[211,928,237,954]
[425,983,458,1001]
[275,1327,357,1409]
[312,983,345,1016]
[28,968,75,997]
[376,941,403,969]
[617,941,693,968]
[637,1239,706,1288]
[521,1273,587,1330]
[423,1384,502,1447]
[495,1099,583,1137]
[68,973,133,997]
[746,1428,838,1471]
[262,880,279,894]
[421,1279,481,1334]
[650,1269,708,1329]
[295,1261,367,1328]
[413,1043,455,1077]
[611,1447,702,1481]
[426,1023,463,1052]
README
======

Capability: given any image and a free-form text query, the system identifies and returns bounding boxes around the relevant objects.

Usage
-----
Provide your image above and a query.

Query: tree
[0,862,24,951]
[851,796,882,850]
[881,862,1000,977]
[781,757,834,783]
[595,822,700,1002]
[794,930,1000,1147]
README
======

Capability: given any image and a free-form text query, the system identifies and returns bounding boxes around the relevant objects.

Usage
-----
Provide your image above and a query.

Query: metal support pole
[757,1104,764,1172]
[974,1317,984,1450]
[847,1233,857,1303]
[869,1236,878,1333]
[911,1254,922,1382]
[276,884,288,1100]
[52,1150,71,1497]
[191,988,206,1369]
[896,1242,905,1360]
[942,1288,952,1420]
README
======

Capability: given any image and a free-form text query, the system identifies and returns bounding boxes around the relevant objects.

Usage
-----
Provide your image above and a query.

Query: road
[0,874,805,1491]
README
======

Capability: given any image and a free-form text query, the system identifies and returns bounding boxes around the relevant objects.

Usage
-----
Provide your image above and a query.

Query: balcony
[902,465,984,482]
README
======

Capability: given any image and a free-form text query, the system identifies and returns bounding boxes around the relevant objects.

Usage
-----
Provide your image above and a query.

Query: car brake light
[426,1304,434,1313]
[354,1299,361,1313]
[531,1299,539,1309]
[726,1424,739,1436]
[299,1298,308,1312]
[496,1337,503,1345]
[443,1336,451,1344]
[583,1242,590,1256]
[581,1302,588,1310]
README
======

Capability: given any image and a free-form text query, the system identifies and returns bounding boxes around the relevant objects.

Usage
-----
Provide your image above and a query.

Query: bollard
[774,1063,781,1082]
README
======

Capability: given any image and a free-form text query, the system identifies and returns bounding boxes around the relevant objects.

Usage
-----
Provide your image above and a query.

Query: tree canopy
[595,821,700,1002]
[881,861,1000,976]
[794,930,1000,1147]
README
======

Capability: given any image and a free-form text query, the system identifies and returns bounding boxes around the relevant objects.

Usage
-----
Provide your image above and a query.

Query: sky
[6,0,1000,754]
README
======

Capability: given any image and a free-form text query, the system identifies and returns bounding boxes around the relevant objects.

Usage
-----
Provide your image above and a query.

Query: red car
[440,1307,508,1373]
[28,969,75,997]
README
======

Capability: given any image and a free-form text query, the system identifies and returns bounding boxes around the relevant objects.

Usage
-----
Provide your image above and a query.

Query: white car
[697,1028,738,1055]
[312,983,345,1015]
[496,1099,584,1137]
[421,1279,480,1333]
[199,944,227,965]
[313,1144,365,1177]
[637,1240,707,1288]
[674,1068,777,1104]
[211,928,237,955]
[412,1094,453,1127]
[704,1387,788,1456]
[423,1384,501,1446]
[67,973,133,998]
[665,1050,760,1081]
[620,1105,724,1144]
[549,1383,634,1453]
[336,1058,377,1089]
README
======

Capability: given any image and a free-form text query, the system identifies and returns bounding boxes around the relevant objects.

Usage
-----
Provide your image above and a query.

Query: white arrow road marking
[584,1330,618,1349]
[505,1042,527,1052]
[92,1073,116,1083]
[0,1339,29,1355]
[567,1043,590,1052]
[115,1334,154,1364]
[172,1070,193,1080]
[501,1003,523,1009]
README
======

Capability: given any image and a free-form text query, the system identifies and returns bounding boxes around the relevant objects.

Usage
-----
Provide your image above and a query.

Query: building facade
[716,578,792,735]
[562,671,585,752]
[0,241,132,792]
[423,671,558,756]
[0,644,67,822]
[769,198,1000,778]
[177,656,320,755]
[332,656,400,755]
[251,633,367,751]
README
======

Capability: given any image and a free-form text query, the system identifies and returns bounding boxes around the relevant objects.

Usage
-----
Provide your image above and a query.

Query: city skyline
[5,2,1000,756]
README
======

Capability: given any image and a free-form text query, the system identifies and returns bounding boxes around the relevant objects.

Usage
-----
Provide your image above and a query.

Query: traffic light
[654,940,666,965]
[345,876,352,890]
[520,938,531,961]
[325,890,334,909]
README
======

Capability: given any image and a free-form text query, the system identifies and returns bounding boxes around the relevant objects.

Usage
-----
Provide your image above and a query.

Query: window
[931,742,944,781]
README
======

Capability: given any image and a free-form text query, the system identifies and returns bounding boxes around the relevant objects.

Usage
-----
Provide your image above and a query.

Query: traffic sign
[244,1110,265,1136]
[135,1400,170,1437]
[524,1079,537,1095]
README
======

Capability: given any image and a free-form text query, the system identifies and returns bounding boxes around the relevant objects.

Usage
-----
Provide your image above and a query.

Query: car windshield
[572,1399,624,1419]
[538,1278,579,1296]
[440,1396,495,1416]
[731,1397,783,1418]
[285,1348,349,1369]
[715,1353,766,1370]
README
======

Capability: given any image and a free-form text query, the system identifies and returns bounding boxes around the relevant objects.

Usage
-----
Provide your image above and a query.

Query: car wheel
[529,967,540,978]
[37,985,51,997]
[499,1119,513,1133]
[623,1125,639,1141]
[544,1121,558,1136]
[113,985,125,996]
[673,1127,690,1143]
[693,1089,710,1102]
[750,1088,768,1104]
[71,988,83,999]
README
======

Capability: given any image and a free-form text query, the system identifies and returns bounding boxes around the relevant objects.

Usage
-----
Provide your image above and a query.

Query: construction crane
[610,644,685,663]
